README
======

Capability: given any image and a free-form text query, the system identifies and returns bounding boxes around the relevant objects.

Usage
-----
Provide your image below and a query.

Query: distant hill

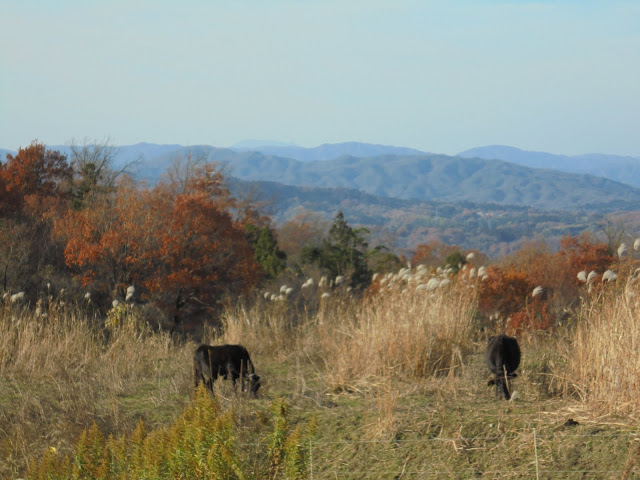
[229,177,604,256]
[230,141,426,162]
[459,145,640,189]
[99,144,640,211]
[3,140,636,255]
[224,152,640,211]
[3,141,640,212]
[230,140,298,150]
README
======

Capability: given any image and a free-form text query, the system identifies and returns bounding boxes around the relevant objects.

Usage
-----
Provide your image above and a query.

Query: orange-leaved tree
[56,165,261,324]
[478,265,534,320]
[555,233,615,281]
[54,178,150,294]
[277,208,330,260]
[411,241,462,268]
[478,234,616,333]
[142,171,260,323]
[477,264,554,333]
[0,141,72,219]
[0,142,72,293]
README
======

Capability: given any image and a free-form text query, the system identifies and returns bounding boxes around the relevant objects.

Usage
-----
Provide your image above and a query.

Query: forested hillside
[231,178,604,257]
[459,145,640,188]
[118,144,640,210]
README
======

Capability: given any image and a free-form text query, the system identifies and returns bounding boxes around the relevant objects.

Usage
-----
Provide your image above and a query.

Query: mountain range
[230,141,426,162]
[3,142,640,212]
[458,145,640,189]
[2,141,639,253]
[77,142,637,212]
[228,177,606,256]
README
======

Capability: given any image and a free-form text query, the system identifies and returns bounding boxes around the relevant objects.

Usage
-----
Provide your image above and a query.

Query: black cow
[194,344,261,397]
[485,334,521,400]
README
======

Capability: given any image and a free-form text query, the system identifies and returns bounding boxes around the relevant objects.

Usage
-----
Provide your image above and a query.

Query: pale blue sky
[1,1,639,156]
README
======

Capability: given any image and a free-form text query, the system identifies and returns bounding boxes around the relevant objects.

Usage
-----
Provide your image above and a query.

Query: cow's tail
[499,363,511,400]
[494,349,512,400]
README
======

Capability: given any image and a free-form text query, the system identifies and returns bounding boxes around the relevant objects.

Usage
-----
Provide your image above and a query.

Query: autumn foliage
[0,142,73,292]
[411,241,461,268]
[55,165,260,320]
[0,139,630,336]
[0,141,72,219]
[477,234,616,333]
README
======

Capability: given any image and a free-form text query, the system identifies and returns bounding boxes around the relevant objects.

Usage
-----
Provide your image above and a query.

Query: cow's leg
[207,372,218,395]
[493,377,502,397]
[194,365,200,389]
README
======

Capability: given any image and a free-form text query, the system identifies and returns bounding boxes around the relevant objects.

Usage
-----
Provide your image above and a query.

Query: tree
[56,166,261,323]
[68,137,130,209]
[301,211,371,289]
[54,179,151,296]
[478,265,535,327]
[597,218,627,252]
[143,183,260,323]
[277,209,329,259]
[367,246,404,273]
[442,251,466,273]
[0,141,72,218]
[247,225,287,280]
[411,241,461,268]
[0,142,72,294]
[557,233,615,276]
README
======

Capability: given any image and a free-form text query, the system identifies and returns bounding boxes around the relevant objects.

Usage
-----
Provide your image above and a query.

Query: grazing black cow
[485,334,521,400]
[194,344,261,397]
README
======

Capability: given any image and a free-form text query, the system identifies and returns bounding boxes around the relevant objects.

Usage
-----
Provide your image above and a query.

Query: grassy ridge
[2,278,640,478]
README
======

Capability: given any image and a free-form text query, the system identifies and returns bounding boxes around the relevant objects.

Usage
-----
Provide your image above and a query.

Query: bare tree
[68,137,136,207]
[163,150,208,194]
[598,217,627,252]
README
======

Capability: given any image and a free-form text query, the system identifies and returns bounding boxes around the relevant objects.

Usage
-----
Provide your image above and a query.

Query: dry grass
[4,274,640,478]
[0,301,194,478]
[566,279,640,415]
[314,286,477,391]
[217,284,477,393]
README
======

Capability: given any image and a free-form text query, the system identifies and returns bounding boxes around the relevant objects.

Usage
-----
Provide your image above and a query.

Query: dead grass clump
[0,304,194,478]
[215,300,300,360]
[0,305,100,378]
[215,286,476,396]
[566,281,640,414]
[315,285,477,391]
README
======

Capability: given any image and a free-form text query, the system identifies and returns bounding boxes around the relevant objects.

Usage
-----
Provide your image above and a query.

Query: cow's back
[221,344,254,374]
[195,344,253,375]
[485,334,521,375]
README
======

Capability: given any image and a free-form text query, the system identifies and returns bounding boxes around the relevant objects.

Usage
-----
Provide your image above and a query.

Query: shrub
[29,387,314,480]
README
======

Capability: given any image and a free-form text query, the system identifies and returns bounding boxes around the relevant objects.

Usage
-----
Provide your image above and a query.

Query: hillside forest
[3,141,640,478]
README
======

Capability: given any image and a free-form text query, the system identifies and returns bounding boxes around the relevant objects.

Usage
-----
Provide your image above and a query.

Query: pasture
[2,273,640,479]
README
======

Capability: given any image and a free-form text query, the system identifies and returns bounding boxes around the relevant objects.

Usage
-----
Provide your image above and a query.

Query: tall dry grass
[315,285,478,391]
[565,280,640,415]
[0,301,194,478]
[218,283,478,393]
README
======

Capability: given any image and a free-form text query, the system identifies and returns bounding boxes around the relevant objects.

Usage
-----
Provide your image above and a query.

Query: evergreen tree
[247,225,287,280]
[301,211,371,290]
[443,250,466,273]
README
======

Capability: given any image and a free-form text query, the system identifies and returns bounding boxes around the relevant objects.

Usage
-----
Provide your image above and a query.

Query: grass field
[2,280,640,479]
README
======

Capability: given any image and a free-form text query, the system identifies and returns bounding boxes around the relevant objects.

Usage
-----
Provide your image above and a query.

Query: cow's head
[249,373,261,398]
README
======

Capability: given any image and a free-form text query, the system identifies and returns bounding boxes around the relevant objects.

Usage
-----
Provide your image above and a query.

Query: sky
[1,0,639,156]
